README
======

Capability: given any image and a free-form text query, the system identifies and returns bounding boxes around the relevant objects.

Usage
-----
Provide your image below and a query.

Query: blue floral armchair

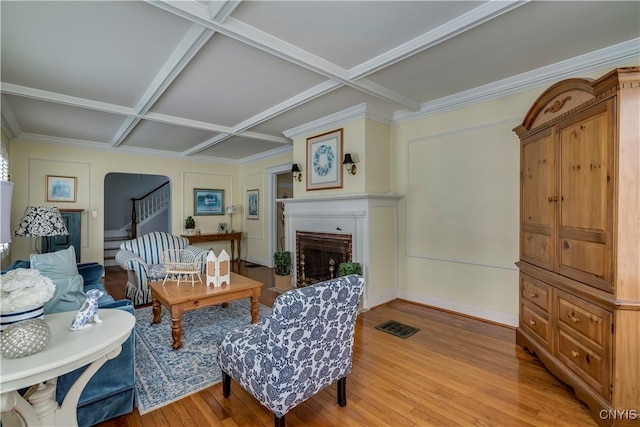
[217,274,364,427]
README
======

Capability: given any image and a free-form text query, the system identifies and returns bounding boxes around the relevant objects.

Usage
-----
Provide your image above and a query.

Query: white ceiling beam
[1,82,135,116]
[231,80,342,135]
[151,1,531,113]
[239,131,289,144]
[183,133,232,156]
[143,112,233,134]
[148,0,421,110]
[349,1,529,80]
[111,24,215,147]
[208,0,242,23]
[217,17,422,111]
[1,79,290,147]
[183,79,341,155]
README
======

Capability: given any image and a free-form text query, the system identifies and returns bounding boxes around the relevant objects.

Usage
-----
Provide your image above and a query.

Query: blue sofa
[2,260,135,427]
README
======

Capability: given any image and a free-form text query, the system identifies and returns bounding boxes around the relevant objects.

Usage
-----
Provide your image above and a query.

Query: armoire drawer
[521,303,549,347]
[557,291,611,349]
[557,330,609,399]
[520,273,550,313]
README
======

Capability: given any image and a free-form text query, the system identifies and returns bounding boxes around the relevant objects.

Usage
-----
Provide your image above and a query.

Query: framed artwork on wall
[46,175,77,202]
[247,189,259,220]
[306,128,343,190]
[194,188,224,215]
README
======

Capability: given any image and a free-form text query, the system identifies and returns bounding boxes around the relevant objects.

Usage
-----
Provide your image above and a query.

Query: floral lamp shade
[14,206,69,238]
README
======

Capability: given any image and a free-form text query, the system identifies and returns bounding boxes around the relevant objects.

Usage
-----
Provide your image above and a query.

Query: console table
[0,309,135,427]
[181,232,242,263]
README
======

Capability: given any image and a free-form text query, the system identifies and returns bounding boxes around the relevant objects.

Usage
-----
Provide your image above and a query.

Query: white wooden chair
[162,249,202,286]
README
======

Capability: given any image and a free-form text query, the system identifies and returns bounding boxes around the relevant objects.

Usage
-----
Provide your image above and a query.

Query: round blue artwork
[312,144,334,176]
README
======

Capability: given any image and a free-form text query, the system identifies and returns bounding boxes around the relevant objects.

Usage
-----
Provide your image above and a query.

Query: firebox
[295,231,352,286]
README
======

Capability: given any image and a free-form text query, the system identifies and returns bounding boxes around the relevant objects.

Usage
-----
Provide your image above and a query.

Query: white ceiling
[1,1,639,163]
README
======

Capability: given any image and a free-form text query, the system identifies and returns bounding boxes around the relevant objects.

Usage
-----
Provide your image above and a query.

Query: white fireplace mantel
[279,193,403,309]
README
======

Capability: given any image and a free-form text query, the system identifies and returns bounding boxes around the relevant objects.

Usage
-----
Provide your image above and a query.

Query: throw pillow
[44,274,86,314]
[30,246,79,279]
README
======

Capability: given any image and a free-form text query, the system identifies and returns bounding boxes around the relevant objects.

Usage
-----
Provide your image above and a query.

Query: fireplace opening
[296,231,352,286]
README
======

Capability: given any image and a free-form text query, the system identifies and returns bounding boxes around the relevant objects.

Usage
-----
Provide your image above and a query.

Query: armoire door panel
[522,133,555,228]
[559,111,610,232]
[559,238,606,277]
[521,131,555,269]
[556,102,613,289]
[522,231,552,269]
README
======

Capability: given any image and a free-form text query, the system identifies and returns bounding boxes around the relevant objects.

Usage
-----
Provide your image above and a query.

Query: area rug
[134,300,272,414]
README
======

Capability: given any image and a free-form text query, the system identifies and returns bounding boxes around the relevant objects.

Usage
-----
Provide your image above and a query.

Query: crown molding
[16,132,240,164]
[393,38,640,124]
[283,102,391,140]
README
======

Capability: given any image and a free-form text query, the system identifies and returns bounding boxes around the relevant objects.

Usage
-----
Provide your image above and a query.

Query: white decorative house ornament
[206,249,231,287]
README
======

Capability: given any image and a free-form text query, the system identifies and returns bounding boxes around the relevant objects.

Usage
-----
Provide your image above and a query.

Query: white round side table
[0,309,135,427]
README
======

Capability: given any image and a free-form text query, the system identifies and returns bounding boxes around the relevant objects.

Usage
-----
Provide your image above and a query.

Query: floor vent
[375,320,420,339]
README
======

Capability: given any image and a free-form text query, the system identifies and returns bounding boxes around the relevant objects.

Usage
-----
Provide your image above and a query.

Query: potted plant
[185,216,196,234]
[337,261,362,277]
[274,251,292,290]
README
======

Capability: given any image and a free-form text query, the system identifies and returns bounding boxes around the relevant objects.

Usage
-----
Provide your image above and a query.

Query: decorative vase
[0,305,45,332]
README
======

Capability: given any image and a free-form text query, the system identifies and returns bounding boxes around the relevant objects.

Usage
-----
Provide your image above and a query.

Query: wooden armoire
[513,67,639,426]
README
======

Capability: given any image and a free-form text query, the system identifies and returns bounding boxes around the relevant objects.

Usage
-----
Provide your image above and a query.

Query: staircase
[104,181,170,266]
[104,235,129,267]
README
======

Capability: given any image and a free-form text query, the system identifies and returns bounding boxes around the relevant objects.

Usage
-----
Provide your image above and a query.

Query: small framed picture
[194,188,224,216]
[247,189,259,220]
[306,128,343,190]
[46,175,77,202]
[218,223,228,233]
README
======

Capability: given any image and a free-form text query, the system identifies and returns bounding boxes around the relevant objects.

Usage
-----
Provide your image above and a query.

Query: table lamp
[14,206,69,253]
[225,205,237,232]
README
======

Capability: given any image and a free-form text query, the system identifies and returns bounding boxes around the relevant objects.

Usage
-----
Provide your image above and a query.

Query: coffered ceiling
[1,1,639,163]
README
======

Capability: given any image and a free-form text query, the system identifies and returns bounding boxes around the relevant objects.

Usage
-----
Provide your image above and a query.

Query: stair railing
[130,181,170,238]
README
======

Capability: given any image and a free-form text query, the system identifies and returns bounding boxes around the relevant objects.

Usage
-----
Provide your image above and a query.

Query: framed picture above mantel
[306,128,343,191]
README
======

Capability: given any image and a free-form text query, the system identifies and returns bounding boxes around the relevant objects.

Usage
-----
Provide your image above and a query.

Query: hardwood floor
[99,265,595,427]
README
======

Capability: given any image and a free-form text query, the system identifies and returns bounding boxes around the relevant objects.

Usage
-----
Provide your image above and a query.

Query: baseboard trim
[396,289,518,327]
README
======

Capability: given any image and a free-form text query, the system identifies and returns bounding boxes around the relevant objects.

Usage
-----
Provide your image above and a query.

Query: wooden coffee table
[148,273,262,349]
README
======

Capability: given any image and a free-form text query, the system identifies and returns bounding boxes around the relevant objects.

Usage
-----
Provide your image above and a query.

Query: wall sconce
[343,153,357,175]
[291,163,302,182]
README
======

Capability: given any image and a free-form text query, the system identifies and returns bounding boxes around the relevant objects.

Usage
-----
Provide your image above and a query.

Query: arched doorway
[103,173,170,265]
